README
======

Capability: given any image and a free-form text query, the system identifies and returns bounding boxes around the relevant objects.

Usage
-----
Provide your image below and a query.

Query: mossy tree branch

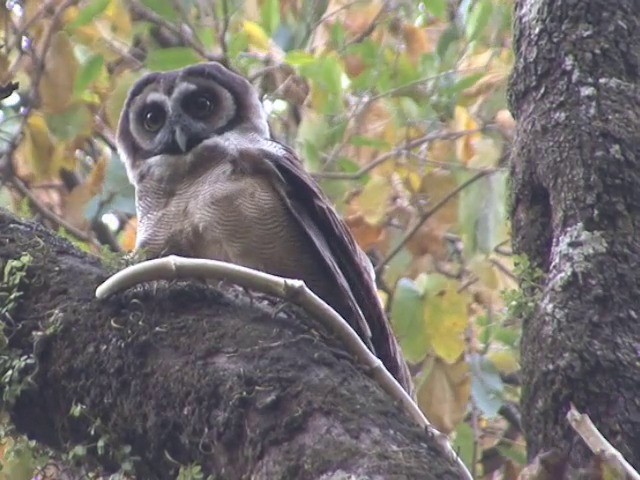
[0,209,466,479]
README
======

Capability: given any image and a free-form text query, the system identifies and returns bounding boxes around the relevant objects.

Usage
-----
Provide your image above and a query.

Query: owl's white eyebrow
[146,92,170,106]
[171,82,198,100]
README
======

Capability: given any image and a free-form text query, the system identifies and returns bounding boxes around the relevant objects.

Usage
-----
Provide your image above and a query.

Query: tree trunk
[509,0,640,473]
[0,209,465,479]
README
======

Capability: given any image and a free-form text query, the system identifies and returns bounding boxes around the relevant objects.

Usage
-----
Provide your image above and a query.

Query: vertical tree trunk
[509,0,640,472]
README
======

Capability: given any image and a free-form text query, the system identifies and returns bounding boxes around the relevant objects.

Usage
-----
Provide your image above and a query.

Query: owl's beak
[175,127,189,153]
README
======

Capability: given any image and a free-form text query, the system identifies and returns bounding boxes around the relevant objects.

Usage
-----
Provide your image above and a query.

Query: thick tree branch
[0,209,468,479]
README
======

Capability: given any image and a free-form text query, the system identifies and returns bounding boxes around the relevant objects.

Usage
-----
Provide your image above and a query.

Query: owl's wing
[234,142,413,394]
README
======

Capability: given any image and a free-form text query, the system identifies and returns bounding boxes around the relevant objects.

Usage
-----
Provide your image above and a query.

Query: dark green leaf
[422,0,447,20]
[140,0,176,20]
[46,104,92,140]
[146,48,201,71]
[74,54,104,94]
[391,278,430,362]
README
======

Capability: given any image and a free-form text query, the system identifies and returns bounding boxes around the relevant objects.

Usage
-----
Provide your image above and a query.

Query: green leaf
[261,0,280,35]
[67,0,109,28]
[422,0,447,20]
[140,0,176,20]
[146,48,201,71]
[285,50,317,67]
[453,72,484,93]
[46,103,92,140]
[74,54,104,94]
[459,171,507,255]
[391,278,430,363]
[466,0,493,41]
[349,135,390,150]
[436,25,460,62]
[469,353,504,417]
[452,422,475,471]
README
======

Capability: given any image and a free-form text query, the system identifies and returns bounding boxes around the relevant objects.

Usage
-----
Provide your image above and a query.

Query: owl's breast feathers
[134,139,413,395]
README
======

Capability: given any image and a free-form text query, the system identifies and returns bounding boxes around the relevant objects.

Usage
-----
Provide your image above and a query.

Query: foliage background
[0,0,520,477]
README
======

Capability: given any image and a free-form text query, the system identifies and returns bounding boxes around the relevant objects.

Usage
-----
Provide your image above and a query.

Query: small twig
[130,0,223,62]
[95,255,473,480]
[376,169,493,274]
[567,403,640,480]
[9,176,94,244]
[218,0,230,63]
[312,128,484,180]
[489,258,516,281]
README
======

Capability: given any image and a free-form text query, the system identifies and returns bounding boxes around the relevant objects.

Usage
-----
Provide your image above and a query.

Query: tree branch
[0,209,470,479]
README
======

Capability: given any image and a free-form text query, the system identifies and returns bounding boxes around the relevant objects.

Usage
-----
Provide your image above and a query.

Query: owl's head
[116,62,269,182]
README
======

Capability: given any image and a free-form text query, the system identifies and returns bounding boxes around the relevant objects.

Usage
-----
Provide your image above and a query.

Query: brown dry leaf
[120,217,138,252]
[63,156,107,229]
[39,31,78,114]
[401,24,433,59]
[404,217,449,260]
[428,138,455,164]
[344,54,366,78]
[0,54,9,84]
[417,357,471,433]
[345,212,386,251]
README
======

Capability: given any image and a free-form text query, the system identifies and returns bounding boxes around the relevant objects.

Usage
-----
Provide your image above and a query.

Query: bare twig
[567,404,640,480]
[376,169,494,274]
[9,176,94,244]
[129,0,223,63]
[95,255,473,480]
[312,128,484,180]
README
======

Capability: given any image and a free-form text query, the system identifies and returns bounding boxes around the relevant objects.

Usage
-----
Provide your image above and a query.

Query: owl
[116,62,413,394]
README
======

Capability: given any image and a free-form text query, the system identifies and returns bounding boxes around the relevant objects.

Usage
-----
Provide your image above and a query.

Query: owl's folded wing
[234,142,413,394]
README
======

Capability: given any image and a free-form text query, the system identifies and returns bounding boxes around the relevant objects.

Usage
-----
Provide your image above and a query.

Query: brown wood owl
[116,62,413,394]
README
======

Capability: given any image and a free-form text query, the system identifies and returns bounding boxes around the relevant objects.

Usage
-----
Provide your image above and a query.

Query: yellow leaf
[486,349,519,375]
[453,106,481,165]
[423,274,469,363]
[39,31,78,114]
[417,357,471,433]
[355,175,391,225]
[104,0,132,41]
[242,20,271,51]
[16,114,57,180]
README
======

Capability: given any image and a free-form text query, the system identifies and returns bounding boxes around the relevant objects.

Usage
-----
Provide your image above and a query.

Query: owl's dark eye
[183,92,215,119]
[141,104,166,133]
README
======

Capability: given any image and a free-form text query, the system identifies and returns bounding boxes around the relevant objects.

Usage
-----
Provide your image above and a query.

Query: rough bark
[0,209,465,479]
[509,0,640,474]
